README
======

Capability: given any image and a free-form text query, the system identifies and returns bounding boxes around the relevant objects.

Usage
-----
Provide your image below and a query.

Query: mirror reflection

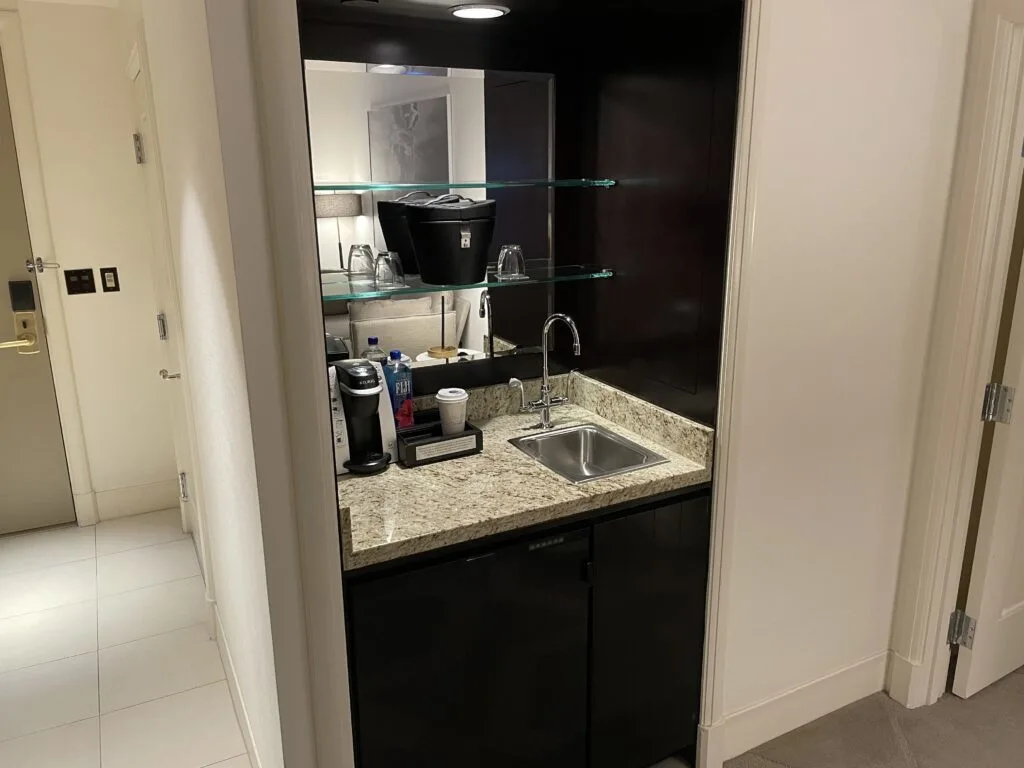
[305,62,553,368]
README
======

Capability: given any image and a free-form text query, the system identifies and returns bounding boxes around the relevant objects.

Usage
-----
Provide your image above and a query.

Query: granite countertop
[338,375,713,570]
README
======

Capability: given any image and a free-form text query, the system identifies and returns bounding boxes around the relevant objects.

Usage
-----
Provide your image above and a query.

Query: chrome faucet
[509,313,581,429]
[479,289,493,358]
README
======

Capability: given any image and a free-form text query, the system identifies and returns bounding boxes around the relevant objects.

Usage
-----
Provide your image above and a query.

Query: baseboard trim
[698,651,889,768]
[885,650,939,709]
[95,479,179,521]
[73,491,98,527]
[215,605,261,768]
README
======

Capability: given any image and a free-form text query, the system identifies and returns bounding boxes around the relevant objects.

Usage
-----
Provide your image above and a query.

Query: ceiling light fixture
[449,4,510,20]
[368,63,408,74]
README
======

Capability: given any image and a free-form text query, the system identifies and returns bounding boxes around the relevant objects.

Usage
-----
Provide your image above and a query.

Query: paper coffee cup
[435,387,469,435]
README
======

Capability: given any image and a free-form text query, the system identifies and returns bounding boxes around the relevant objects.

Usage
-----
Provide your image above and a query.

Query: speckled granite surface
[569,374,715,469]
[339,373,713,570]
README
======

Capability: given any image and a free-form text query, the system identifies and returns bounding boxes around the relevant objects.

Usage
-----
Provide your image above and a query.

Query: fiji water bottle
[383,350,414,428]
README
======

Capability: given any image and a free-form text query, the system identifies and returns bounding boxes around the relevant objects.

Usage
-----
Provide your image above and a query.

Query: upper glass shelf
[313,178,617,193]
[322,264,614,302]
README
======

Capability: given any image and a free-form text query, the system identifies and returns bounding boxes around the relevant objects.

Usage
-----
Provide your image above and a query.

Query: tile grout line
[0,619,214,677]
[95,532,191,560]
[95,527,102,766]
[0,674,229,748]
[0,570,202,626]
[0,714,100,747]
[100,620,212,652]
[99,677,228,718]
[0,530,187,582]
[200,754,249,768]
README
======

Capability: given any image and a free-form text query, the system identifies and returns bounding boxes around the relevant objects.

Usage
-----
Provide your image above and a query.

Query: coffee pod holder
[396,409,483,467]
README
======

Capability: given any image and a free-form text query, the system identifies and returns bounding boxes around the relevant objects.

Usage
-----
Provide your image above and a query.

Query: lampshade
[314,193,362,218]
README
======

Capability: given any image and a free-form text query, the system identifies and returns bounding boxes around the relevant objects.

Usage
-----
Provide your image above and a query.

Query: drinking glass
[374,250,405,289]
[347,244,375,280]
[496,244,527,281]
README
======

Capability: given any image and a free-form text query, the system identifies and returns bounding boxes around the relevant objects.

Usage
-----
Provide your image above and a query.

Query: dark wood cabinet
[591,495,712,768]
[347,490,711,768]
[349,528,591,768]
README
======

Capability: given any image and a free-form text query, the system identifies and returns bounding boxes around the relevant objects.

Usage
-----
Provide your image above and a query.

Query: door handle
[1,312,39,355]
[0,333,35,350]
[25,258,60,274]
[159,369,182,380]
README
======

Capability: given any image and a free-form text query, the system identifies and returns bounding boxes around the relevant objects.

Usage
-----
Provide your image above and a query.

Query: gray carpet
[725,665,1024,768]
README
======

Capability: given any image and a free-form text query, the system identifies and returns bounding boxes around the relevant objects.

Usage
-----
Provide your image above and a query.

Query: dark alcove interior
[300,0,744,426]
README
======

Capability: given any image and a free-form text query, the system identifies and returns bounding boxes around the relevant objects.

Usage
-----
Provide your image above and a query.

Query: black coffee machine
[334,360,391,475]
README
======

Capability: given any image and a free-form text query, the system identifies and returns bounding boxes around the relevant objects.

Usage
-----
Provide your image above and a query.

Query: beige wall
[705,0,972,761]
[20,0,177,518]
[123,0,284,765]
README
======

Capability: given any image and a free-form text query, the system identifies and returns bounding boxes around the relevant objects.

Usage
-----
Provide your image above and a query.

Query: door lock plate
[13,312,39,355]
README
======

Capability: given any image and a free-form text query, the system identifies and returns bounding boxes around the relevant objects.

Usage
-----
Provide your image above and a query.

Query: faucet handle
[508,377,528,411]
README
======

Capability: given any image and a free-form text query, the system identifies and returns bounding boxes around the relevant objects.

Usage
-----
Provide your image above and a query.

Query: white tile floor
[0,510,250,768]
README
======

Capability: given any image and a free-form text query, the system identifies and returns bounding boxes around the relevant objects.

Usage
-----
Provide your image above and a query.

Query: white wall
[704,0,972,762]
[125,0,284,765]
[19,0,177,518]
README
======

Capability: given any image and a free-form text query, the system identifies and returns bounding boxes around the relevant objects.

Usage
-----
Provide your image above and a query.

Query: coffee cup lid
[435,387,469,403]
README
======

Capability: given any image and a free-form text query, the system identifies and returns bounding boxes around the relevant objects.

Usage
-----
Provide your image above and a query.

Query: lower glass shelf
[321,264,614,302]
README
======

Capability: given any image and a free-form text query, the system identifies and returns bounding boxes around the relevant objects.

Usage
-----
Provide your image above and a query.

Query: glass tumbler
[374,251,405,289]
[496,244,527,281]
[347,244,375,279]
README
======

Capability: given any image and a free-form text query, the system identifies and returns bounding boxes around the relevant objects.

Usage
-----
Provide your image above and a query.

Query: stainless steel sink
[509,423,667,483]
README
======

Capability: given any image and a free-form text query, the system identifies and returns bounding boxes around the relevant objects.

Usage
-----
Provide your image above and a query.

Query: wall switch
[64,269,96,295]
[100,267,120,292]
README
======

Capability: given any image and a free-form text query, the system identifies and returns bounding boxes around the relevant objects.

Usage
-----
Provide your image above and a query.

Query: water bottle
[361,336,387,364]
[383,350,414,428]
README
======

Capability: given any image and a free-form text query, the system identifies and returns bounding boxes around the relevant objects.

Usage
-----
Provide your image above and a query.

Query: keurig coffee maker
[334,359,391,475]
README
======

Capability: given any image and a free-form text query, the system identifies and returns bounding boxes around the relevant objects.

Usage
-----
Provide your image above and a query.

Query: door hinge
[981,382,1014,424]
[947,609,976,649]
[178,471,190,502]
[156,312,168,341]
[133,132,146,165]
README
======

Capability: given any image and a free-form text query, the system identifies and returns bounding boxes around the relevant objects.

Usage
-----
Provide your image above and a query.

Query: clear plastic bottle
[383,349,414,428]
[360,336,387,364]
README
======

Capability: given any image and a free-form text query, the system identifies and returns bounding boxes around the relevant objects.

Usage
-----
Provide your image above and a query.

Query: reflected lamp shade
[314,193,362,218]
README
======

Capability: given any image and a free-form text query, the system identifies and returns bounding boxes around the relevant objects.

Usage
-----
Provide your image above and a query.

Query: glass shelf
[322,264,614,302]
[313,178,617,193]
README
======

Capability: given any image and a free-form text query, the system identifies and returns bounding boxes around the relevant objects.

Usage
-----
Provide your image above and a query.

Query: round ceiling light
[449,4,510,20]
[368,64,408,74]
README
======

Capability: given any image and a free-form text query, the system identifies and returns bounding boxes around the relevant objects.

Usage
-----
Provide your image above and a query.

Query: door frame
[888,2,1024,709]
[0,9,96,525]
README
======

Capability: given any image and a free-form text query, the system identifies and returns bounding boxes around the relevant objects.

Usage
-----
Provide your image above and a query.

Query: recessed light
[368,64,408,74]
[449,4,510,20]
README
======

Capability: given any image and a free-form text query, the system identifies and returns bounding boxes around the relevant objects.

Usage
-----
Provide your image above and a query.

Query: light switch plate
[100,266,120,292]
[64,269,96,295]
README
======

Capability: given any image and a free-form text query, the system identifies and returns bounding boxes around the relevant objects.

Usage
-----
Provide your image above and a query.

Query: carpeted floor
[725,665,1024,768]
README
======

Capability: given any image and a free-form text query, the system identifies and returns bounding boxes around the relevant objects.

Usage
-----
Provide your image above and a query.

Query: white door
[0,53,74,532]
[125,29,210,579]
[953,2,1024,699]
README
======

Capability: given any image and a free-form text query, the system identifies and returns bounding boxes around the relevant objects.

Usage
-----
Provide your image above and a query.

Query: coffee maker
[331,360,397,476]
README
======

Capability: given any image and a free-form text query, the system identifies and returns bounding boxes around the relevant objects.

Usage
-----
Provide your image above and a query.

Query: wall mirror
[306,61,607,373]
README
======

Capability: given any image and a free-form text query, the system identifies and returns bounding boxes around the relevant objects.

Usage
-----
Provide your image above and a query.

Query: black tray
[397,413,483,467]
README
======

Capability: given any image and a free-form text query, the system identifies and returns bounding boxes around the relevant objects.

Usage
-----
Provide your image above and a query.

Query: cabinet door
[591,493,711,768]
[349,529,591,768]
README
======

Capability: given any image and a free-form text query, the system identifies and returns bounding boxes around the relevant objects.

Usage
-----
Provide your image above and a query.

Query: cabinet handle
[582,561,594,585]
